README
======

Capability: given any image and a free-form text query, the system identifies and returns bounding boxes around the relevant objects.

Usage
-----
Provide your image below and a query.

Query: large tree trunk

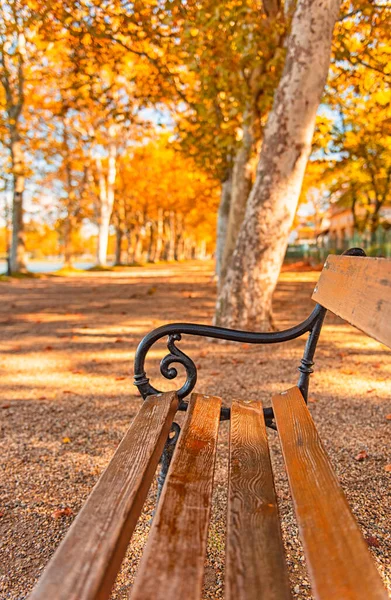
[215,169,233,281]
[10,133,26,272]
[215,0,341,330]
[220,123,253,282]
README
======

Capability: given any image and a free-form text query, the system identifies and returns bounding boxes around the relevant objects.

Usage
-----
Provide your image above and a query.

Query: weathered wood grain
[129,393,221,600]
[28,392,179,600]
[226,400,291,600]
[312,255,391,348]
[273,386,388,600]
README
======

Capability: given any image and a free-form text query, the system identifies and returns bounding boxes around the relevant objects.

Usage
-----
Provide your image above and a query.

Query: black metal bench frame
[134,248,366,486]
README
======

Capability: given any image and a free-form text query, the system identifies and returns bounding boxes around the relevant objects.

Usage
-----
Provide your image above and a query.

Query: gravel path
[1,261,390,598]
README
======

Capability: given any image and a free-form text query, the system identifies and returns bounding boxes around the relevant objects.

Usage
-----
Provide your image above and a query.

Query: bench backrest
[312,254,391,349]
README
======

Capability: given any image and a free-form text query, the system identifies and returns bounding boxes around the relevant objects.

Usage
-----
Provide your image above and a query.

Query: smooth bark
[215,170,233,281]
[221,124,253,282]
[215,0,342,329]
[10,133,25,272]
[96,133,117,266]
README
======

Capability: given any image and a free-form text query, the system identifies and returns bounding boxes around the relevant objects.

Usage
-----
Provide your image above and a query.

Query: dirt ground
[1,261,390,599]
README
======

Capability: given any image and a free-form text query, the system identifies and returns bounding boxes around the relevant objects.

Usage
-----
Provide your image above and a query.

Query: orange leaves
[51,507,73,519]
[354,450,368,462]
[365,536,380,548]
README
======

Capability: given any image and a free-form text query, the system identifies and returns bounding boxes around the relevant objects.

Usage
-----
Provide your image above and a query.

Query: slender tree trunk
[215,169,233,281]
[63,215,73,268]
[221,123,254,282]
[126,226,133,264]
[174,213,184,260]
[96,136,117,266]
[147,221,156,262]
[215,0,342,329]
[167,211,176,261]
[10,133,26,272]
[155,208,164,261]
[115,225,123,265]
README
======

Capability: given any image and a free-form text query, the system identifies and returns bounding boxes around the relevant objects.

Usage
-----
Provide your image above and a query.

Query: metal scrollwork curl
[159,333,197,400]
[133,327,198,403]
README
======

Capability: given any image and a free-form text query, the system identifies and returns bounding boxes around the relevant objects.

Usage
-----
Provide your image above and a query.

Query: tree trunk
[215,0,341,330]
[220,123,254,282]
[155,208,164,262]
[167,211,176,261]
[63,214,73,268]
[10,134,26,272]
[147,221,156,262]
[126,226,133,264]
[215,169,233,281]
[115,225,123,265]
[96,136,117,266]
[174,213,184,260]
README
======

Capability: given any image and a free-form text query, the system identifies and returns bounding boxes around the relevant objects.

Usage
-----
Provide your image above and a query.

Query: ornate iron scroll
[134,303,327,419]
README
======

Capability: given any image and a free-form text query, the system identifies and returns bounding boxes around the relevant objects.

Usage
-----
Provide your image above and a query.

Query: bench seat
[28,389,388,600]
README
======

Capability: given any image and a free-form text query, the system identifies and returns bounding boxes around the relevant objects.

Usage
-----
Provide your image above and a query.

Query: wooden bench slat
[312,255,391,348]
[272,386,388,600]
[226,400,291,600]
[129,392,221,600]
[28,392,179,600]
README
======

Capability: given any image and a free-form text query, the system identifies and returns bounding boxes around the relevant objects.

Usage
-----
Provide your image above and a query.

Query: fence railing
[285,229,391,265]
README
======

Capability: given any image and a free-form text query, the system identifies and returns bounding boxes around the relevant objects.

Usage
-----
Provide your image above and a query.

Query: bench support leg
[157,422,180,502]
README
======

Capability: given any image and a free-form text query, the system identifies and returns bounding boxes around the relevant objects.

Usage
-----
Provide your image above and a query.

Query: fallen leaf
[1,404,11,409]
[147,287,156,295]
[210,371,220,376]
[365,536,380,548]
[341,368,356,375]
[115,376,126,381]
[115,338,124,343]
[241,343,250,350]
[71,370,82,374]
[308,398,317,403]
[44,346,53,351]
[199,350,208,358]
[385,414,391,421]
[0,511,4,518]
[372,363,381,369]
[51,507,73,519]
[38,396,47,401]
[354,450,369,461]
[62,390,72,394]
[384,465,391,472]
[366,389,375,394]
[62,437,71,444]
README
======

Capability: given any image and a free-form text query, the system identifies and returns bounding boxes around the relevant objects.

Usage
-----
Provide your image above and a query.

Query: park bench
[27,249,390,600]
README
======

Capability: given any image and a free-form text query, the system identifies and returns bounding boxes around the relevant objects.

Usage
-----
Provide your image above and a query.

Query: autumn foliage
[0,0,389,272]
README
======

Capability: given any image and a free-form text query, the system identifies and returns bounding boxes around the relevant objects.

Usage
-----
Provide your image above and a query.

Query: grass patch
[87,265,114,272]
[50,266,86,276]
